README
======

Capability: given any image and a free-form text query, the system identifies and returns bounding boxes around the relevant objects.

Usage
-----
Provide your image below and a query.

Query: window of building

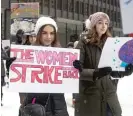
[32,0,43,13]
[100,7,102,12]
[18,0,29,2]
[107,0,110,4]
[79,2,84,14]
[103,8,106,13]
[51,0,55,8]
[103,0,106,3]
[111,0,114,5]
[107,9,110,17]
[120,22,122,28]
[117,12,121,22]
[11,0,18,2]
[57,0,62,10]
[93,5,96,13]
[96,5,98,12]
[44,0,49,7]
[75,1,79,13]
[67,23,77,42]
[84,3,89,15]
[1,13,5,40]
[69,0,74,12]
[77,24,83,36]
[63,0,68,11]
[116,0,120,7]
[110,11,114,21]
[57,22,66,47]
[120,31,123,36]
[90,4,93,13]
[114,11,117,22]
[33,0,42,5]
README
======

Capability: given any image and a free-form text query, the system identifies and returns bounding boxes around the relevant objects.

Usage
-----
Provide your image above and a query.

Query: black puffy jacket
[23,93,69,116]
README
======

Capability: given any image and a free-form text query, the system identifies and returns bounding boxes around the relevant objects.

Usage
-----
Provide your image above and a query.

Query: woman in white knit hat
[21,16,69,116]
[73,12,133,116]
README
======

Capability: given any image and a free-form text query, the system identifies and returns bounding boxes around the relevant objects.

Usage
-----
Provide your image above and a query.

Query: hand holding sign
[98,37,133,71]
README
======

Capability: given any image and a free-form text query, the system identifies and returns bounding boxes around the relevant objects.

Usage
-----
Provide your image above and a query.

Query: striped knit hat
[85,12,110,29]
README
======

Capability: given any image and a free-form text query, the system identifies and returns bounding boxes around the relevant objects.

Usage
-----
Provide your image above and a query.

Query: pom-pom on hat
[35,16,58,35]
[85,18,91,30]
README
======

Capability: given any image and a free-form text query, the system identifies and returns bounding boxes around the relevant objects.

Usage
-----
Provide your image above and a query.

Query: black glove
[123,64,133,76]
[111,64,133,78]
[93,67,112,81]
[110,71,124,78]
[73,60,82,72]
[9,57,16,63]
[6,57,16,71]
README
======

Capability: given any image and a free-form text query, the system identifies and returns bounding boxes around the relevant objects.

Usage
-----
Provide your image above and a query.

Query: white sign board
[98,37,133,71]
[9,45,80,93]
[120,0,133,34]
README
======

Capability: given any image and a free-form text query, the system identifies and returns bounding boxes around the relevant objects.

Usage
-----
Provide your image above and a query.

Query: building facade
[1,0,123,47]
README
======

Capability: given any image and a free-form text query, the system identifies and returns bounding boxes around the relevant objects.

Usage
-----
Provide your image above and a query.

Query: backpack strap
[44,94,50,109]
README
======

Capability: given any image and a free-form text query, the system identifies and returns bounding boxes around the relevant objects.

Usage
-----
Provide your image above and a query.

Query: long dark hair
[23,35,31,45]
[35,24,61,47]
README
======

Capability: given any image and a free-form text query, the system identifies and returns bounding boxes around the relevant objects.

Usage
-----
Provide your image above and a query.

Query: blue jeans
[106,104,113,116]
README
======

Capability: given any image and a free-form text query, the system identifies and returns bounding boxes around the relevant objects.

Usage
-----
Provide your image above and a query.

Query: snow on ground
[0,86,74,116]
[117,75,133,116]
[1,74,133,116]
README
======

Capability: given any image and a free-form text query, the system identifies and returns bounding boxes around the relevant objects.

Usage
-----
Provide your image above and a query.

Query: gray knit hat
[85,12,110,29]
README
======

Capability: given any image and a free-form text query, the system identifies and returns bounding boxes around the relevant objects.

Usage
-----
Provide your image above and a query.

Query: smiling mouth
[101,29,105,32]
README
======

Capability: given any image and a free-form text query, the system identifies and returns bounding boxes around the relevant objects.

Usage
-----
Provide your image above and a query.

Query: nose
[102,23,106,28]
[47,34,51,39]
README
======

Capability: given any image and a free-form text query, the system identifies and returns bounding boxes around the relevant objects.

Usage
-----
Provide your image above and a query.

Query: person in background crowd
[23,31,36,45]
[66,41,78,108]
[73,41,79,49]
[1,46,16,106]
[67,42,74,48]
[15,29,25,45]
[70,34,79,43]
[20,16,69,116]
[73,12,133,116]
[72,40,79,108]
[3,46,10,86]
[5,30,24,85]
[18,31,36,116]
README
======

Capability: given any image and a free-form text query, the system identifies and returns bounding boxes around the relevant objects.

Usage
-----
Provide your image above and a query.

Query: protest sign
[120,0,133,34]
[10,18,37,35]
[9,45,80,93]
[98,37,133,71]
[10,2,39,37]
[11,2,39,19]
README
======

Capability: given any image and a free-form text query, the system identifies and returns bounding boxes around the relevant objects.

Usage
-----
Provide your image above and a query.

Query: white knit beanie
[35,16,58,35]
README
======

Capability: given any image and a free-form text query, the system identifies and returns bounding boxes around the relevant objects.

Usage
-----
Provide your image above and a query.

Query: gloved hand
[111,64,133,78]
[9,57,16,63]
[110,71,124,78]
[73,60,82,72]
[93,67,112,81]
[6,57,16,71]
[123,64,133,76]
